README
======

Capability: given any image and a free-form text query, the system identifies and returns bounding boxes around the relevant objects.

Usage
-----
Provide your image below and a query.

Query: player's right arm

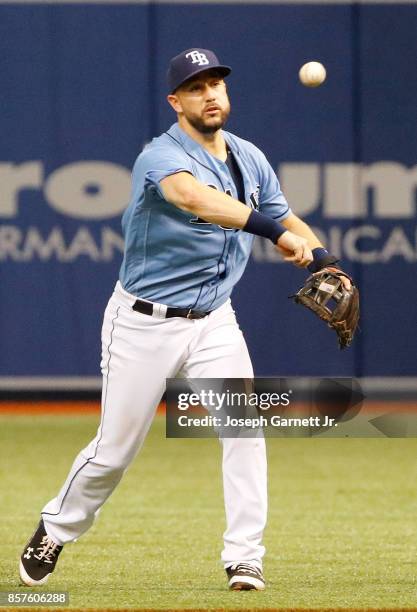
[160,171,313,267]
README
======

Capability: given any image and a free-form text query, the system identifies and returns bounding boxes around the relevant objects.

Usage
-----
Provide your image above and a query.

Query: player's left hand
[318,266,352,290]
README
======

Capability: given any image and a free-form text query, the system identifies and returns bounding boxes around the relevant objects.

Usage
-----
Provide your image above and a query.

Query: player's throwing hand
[276,231,313,268]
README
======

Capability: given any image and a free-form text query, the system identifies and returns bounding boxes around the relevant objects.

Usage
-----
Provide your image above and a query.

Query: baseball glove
[291,269,360,349]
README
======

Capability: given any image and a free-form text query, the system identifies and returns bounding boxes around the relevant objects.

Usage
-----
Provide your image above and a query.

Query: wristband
[243,210,286,244]
[307,247,339,273]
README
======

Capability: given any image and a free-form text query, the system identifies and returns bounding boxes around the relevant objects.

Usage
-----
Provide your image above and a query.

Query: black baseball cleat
[226,562,265,591]
[19,520,63,586]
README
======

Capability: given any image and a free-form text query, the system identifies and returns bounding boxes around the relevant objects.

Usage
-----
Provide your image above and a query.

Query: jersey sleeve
[137,145,193,199]
[257,152,292,221]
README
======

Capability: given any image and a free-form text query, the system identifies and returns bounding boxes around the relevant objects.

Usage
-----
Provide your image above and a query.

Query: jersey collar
[166,122,239,160]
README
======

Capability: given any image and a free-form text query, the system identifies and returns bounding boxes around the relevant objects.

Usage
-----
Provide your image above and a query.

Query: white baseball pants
[42,281,267,567]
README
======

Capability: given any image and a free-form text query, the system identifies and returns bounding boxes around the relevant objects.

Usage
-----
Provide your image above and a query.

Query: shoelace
[230,563,262,576]
[34,535,61,564]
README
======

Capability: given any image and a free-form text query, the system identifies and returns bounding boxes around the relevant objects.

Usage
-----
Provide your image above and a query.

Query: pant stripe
[42,306,120,518]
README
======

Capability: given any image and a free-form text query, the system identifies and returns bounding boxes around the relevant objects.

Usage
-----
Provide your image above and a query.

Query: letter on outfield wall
[44,162,131,219]
[279,163,320,217]
[361,162,417,218]
[0,162,43,217]
[324,164,365,218]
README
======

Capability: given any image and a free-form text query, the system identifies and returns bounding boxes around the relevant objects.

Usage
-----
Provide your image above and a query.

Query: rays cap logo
[167,48,231,93]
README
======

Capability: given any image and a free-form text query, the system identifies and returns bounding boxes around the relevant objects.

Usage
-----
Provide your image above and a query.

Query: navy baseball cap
[167,48,231,93]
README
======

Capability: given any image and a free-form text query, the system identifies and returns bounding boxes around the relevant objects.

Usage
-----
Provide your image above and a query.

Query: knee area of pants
[90,458,130,474]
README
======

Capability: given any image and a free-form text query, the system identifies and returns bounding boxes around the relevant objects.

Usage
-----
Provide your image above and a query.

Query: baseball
[299,61,326,87]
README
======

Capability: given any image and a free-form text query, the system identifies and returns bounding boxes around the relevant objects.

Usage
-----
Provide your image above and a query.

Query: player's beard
[186,104,231,134]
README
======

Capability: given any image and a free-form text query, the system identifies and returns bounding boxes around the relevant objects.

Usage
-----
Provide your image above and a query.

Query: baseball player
[19,48,345,592]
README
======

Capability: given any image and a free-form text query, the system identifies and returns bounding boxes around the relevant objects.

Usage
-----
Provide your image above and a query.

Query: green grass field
[1,413,417,610]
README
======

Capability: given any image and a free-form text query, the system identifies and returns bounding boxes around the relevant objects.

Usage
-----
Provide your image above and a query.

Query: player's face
[169,71,231,134]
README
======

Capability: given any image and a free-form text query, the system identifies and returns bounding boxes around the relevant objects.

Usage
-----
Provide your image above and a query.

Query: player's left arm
[281,212,351,290]
[256,152,351,288]
[256,153,320,250]
[280,212,322,251]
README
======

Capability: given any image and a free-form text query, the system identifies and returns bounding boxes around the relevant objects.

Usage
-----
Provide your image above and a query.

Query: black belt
[132,298,211,320]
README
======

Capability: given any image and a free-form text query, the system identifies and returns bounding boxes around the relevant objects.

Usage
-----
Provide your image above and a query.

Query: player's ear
[167,94,182,113]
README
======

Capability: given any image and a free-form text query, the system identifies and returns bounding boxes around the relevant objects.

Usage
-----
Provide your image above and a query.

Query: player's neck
[178,119,227,162]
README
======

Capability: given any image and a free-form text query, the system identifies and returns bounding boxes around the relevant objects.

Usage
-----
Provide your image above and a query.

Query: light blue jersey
[119,123,291,310]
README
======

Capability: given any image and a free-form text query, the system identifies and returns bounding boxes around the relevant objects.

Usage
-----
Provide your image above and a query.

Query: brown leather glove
[292,270,360,349]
